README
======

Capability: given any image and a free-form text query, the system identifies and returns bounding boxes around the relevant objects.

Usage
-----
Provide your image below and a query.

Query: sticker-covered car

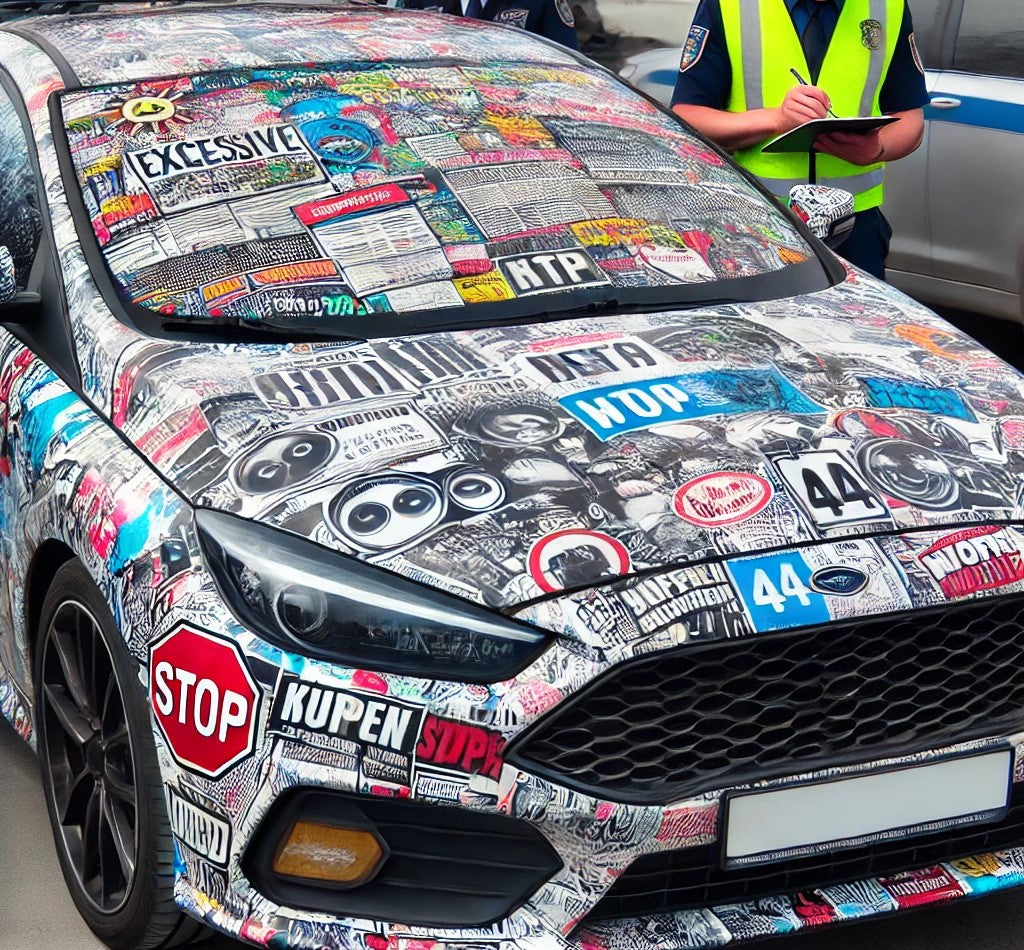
[2,2,1024,949]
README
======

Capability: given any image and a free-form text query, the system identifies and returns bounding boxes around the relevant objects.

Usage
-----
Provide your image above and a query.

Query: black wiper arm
[159,316,367,345]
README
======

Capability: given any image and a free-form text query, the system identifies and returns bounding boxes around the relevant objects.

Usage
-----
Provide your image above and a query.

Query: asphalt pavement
[3,311,1024,950]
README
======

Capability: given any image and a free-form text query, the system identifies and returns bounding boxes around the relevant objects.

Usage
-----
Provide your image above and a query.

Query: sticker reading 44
[775,450,888,528]
[727,551,829,632]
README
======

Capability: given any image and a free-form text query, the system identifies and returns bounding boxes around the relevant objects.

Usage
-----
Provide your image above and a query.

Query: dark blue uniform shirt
[671,0,928,113]
[403,0,578,49]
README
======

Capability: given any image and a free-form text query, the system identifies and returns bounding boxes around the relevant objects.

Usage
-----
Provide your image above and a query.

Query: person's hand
[814,129,886,165]
[775,84,830,132]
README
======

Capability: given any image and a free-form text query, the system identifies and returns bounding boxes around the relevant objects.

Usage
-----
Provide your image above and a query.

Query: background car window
[907,0,945,67]
[953,0,1024,79]
[0,85,43,290]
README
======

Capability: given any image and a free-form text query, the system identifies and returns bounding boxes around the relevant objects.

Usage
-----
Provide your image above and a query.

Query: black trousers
[839,206,893,280]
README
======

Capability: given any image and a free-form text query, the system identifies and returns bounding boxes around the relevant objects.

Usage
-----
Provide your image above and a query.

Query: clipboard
[763,115,899,153]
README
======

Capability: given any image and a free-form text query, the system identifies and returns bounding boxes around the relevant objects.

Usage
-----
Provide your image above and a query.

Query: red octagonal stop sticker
[150,625,260,778]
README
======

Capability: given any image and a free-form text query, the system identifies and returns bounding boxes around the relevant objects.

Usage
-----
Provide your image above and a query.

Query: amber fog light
[245,789,562,926]
[273,820,387,887]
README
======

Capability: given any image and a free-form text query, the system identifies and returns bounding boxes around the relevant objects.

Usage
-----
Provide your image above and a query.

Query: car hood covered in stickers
[108,276,1024,613]
[31,4,1024,616]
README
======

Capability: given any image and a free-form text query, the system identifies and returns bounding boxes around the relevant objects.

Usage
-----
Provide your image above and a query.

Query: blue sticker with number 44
[726,551,831,632]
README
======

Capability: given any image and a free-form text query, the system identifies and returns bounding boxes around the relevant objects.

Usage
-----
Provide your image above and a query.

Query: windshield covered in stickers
[60,61,825,336]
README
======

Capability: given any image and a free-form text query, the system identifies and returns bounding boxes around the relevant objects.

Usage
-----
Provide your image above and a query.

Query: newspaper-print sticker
[555,0,575,28]
[680,24,709,73]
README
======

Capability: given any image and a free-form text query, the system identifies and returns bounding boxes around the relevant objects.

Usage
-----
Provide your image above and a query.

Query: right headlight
[195,509,551,683]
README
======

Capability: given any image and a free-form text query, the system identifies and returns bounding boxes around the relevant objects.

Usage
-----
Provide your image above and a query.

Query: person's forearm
[877,108,925,162]
[672,103,781,151]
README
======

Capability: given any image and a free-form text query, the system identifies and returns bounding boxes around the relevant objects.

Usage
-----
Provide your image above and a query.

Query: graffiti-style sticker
[270,672,424,756]
[497,248,608,296]
[168,787,231,867]
[819,878,897,918]
[252,357,415,411]
[561,368,824,440]
[893,323,979,361]
[637,243,715,282]
[673,471,773,527]
[416,714,504,780]
[123,128,311,184]
[860,375,976,423]
[950,850,1024,895]
[775,450,888,528]
[293,183,410,225]
[528,528,631,593]
[793,890,839,926]
[453,270,516,302]
[150,625,260,778]
[522,335,661,383]
[726,550,829,632]
[917,525,1024,599]
[878,866,966,908]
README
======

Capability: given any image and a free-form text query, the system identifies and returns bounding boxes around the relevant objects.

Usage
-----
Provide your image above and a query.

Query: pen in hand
[789,67,839,118]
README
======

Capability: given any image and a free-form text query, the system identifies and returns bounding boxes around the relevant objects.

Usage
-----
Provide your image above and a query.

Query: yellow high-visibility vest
[720,0,902,211]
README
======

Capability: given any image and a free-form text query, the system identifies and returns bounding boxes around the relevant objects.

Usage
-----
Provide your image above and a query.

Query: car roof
[2,0,579,88]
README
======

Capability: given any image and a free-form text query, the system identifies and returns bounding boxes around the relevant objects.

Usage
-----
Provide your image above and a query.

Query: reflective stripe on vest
[721,0,901,212]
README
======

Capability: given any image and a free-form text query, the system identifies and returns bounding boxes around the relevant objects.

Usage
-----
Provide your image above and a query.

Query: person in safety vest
[671,0,928,279]
[402,0,578,49]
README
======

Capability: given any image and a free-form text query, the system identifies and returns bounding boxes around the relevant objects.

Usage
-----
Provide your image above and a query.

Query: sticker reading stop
[150,625,260,778]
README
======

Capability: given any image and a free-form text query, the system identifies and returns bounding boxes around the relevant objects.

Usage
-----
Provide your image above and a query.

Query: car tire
[33,559,206,949]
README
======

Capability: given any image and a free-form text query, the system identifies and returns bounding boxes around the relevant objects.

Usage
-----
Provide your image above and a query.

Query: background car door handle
[930,96,962,109]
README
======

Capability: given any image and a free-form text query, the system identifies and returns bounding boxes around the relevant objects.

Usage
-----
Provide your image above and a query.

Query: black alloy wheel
[39,596,138,913]
[35,559,206,949]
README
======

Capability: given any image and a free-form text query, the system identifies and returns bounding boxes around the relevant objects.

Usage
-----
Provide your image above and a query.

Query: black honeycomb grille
[584,783,1024,921]
[509,596,1024,804]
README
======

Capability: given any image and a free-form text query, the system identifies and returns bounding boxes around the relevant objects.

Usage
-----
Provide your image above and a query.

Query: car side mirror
[788,184,856,250]
[0,247,15,306]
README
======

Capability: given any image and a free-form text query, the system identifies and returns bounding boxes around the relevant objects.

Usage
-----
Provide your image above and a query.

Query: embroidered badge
[496,7,529,27]
[555,0,575,28]
[909,31,925,74]
[679,24,709,72]
[860,18,883,50]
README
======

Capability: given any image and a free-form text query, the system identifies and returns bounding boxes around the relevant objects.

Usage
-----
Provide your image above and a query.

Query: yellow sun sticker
[121,96,176,124]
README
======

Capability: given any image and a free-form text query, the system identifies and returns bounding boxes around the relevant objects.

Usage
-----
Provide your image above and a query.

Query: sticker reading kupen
[673,471,772,527]
[726,748,1011,867]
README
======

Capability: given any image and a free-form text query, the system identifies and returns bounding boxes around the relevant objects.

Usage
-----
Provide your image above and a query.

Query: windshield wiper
[159,316,367,345]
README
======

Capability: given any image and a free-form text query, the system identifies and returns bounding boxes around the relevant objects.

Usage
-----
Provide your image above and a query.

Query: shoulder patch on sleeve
[555,0,575,28]
[679,24,710,72]
[496,7,529,27]
[909,32,925,74]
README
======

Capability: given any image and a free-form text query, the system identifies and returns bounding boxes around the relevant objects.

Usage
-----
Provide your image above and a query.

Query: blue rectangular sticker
[560,368,825,440]
[726,551,830,633]
[860,376,975,422]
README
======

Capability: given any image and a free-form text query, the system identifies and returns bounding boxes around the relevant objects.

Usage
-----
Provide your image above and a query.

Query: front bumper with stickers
[157,524,1024,949]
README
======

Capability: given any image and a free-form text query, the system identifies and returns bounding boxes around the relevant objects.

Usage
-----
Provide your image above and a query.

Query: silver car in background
[618,0,1024,325]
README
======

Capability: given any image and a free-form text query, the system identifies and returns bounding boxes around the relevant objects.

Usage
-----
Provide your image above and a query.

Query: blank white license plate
[725,748,1011,867]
